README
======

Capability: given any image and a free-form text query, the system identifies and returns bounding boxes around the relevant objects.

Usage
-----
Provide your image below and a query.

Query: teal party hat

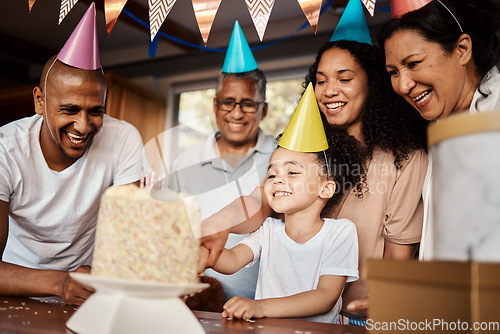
[330,0,372,45]
[222,21,258,73]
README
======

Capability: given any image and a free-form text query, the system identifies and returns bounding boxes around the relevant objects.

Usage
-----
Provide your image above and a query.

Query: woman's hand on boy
[346,298,369,312]
[222,296,266,321]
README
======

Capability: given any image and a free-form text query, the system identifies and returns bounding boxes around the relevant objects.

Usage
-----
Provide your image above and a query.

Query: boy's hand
[222,296,265,321]
[200,228,230,268]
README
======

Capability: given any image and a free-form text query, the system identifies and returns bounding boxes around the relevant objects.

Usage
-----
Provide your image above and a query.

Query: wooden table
[0,295,367,334]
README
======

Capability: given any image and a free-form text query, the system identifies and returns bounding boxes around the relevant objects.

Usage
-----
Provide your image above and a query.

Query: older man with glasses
[172,68,276,307]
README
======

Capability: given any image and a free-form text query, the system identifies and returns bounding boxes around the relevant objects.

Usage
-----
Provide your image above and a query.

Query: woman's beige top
[330,148,428,319]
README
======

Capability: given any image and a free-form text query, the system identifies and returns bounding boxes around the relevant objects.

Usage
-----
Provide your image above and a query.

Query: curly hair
[314,125,367,217]
[304,40,428,169]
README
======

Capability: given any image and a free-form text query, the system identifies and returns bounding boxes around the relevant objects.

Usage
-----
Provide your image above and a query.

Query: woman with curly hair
[304,40,428,324]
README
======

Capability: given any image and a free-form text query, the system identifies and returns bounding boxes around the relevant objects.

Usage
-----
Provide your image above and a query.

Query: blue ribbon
[123,0,336,54]
[125,1,391,56]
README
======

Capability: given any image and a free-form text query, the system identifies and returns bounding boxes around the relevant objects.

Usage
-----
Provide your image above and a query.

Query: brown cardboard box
[365,260,500,334]
[471,263,500,333]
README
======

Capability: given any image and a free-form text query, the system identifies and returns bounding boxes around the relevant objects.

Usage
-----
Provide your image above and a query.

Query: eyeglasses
[216,99,264,113]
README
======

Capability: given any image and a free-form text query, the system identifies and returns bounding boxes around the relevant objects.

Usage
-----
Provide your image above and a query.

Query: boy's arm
[199,244,255,275]
[223,275,346,320]
[0,200,94,305]
[200,185,272,268]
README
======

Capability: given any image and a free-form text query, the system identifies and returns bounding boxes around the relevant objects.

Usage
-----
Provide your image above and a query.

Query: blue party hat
[222,21,258,73]
[330,0,372,45]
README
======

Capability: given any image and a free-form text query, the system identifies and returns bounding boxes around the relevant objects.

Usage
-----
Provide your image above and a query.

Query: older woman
[378,0,500,260]
[379,0,500,120]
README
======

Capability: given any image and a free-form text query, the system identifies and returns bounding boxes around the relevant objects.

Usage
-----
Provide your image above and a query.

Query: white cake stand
[66,273,209,334]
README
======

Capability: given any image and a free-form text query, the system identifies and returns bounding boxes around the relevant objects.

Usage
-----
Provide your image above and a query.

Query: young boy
[199,84,362,323]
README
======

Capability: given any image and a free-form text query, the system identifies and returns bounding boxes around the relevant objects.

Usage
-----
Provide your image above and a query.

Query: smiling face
[264,147,332,216]
[214,77,267,151]
[34,61,106,169]
[314,47,369,134]
[384,29,473,120]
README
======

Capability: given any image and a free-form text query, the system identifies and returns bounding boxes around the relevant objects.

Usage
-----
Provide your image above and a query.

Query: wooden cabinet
[0,72,166,144]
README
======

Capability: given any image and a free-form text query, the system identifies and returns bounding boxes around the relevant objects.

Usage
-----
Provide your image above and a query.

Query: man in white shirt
[0,4,148,304]
[0,55,147,305]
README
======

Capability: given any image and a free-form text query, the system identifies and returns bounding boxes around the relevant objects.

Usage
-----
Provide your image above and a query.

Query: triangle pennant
[245,0,275,41]
[105,0,128,36]
[361,0,376,16]
[192,0,222,46]
[296,0,322,34]
[59,0,79,24]
[149,0,177,42]
[28,0,36,12]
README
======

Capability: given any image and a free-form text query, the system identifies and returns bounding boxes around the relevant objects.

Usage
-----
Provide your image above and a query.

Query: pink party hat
[58,2,101,70]
[390,0,433,18]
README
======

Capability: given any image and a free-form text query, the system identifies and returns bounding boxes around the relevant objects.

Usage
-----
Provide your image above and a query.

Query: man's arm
[0,200,94,305]
[200,185,273,268]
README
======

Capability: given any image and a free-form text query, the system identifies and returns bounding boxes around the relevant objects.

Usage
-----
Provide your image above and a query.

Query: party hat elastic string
[436,0,463,33]
[43,57,58,143]
[323,150,331,178]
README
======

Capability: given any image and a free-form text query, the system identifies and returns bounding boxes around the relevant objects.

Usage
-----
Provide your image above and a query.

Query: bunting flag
[296,0,322,34]
[192,0,222,46]
[28,0,36,12]
[149,0,178,42]
[59,0,79,24]
[361,0,376,16]
[245,0,275,41]
[105,0,128,36]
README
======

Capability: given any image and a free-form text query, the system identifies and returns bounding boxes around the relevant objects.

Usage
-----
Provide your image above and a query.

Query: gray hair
[215,69,267,101]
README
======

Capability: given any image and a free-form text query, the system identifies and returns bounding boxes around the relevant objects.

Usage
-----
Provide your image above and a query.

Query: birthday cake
[91,185,201,284]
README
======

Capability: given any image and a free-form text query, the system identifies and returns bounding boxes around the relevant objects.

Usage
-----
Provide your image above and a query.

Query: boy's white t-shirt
[240,217,359,324]
[0,114,147,270]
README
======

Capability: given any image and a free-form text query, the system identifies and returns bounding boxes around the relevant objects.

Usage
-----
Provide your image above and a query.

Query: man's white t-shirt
[240,217,359,324]
[0,114,147,270]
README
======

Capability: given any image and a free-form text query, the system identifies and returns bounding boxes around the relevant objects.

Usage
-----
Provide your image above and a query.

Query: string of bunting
[127,0,336,56]
[32,0,382,41]
[27,0,390,55]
